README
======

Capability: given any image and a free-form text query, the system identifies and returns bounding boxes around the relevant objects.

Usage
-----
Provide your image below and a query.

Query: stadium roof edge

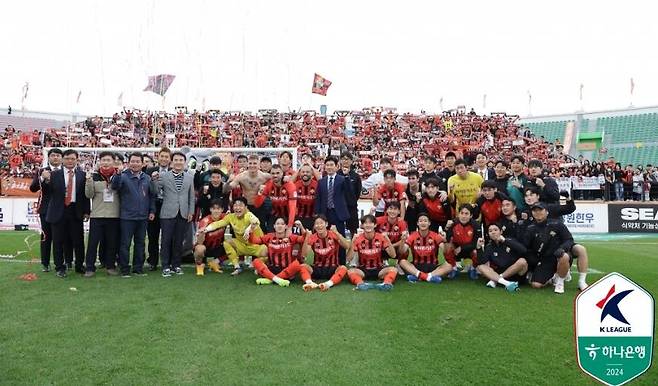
[519,105,658,123]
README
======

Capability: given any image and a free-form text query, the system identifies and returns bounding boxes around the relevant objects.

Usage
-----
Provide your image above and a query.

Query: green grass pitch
[0,231,656,385]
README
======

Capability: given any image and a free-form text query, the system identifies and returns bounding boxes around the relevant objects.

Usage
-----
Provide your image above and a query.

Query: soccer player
[499,196,529,240]
[346,215,398,291]
[198,169,229,216]
[372,169,407,218]
[375,201,409,265]
[298,216,351,292]
[203,197,265,276]
[448,159,484,209]
[294,164,318,230]
[526,159,560,204]
[253,164,297,230]
[476,223,528,292]
[249,218,306,287]
[194,199,227,276]
[399,213,452,283]
[444,204,482,280]
[417,178,451,231]
[404,169,422,232]
[474,180,507,228]
[524,203,574,294]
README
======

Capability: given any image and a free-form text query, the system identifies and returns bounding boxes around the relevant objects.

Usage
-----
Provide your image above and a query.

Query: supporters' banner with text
[571,176,602,190]
[3,178,39,197]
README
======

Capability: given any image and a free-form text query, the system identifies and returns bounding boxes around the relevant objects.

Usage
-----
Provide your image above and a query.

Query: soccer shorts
[204,245,226,259]
[531,253,573,284]
[414,262,439,273]
[223,238,266,265]
[358,267,383,280]
[311,265,337,280]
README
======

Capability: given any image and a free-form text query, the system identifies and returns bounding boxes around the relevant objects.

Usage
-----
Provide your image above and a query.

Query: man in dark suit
[337,152,362,237]
[473,151,496,181]
[29,148,63,272]
[43,149,90,277]
[314,156,354,264]
[144,147,171,271]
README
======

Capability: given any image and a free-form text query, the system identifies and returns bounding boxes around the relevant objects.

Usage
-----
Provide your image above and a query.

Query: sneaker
[162,269,172,278]
[174,267,184,275]
[106,269,119,276]
[256,278,272,285]
[486,280,497,288]
[455,261,463,271]
[84,271,95,278]
[429,275,443,284]
[132,271,148,277]
[406,274,419,282]
[196,264,205,276]
[275,278,290,287]
[554,281,565,294]
[447,269,459,279]
[231,267,243,276]
[505,281,520,292]
[376,283,394,291]
[121,273,131,278]
[578,281,589,291]
[565,270,572,282]
[468,267,478,280]
[56,270,67,278]
[303,282,319,292]
[208,260,223,273]
[42,265,50,272]
[355,282,373,291]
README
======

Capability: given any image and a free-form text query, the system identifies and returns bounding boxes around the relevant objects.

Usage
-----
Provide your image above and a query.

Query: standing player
[448,159,484,209]
[372,169,407,218]
[249,218,306,287]
[294,164,318,230]
[225,155,272,226]
[194,199,226,276]
[444,204,482,279]
[405,169,422,232]
[298,216,350,292]
[399,213,452,283]
[253,164,297,230]
[475,223,527,292]
[346,215,398,291]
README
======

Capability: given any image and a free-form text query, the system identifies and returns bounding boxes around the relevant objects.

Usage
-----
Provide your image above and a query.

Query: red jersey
[261,180,297,226]
[476,194,504,226]
[307,231,340,268]
[197,214,225,249]
[352,233,391,270]
[447,220,480,249]
[258,233,305,269]
[295,179,317,219]
[376,182,407,210]
[375,216,407,244]
[419,195,451,224]
[406,231,444,265]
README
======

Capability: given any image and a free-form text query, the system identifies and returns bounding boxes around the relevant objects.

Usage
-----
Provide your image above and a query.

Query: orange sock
[383,270,397,285]
[252,259,274,280]
[348,271,364,285]
[330,266,348,285]
[418,271,428,281]
[300,266,312,282]
[278,260,301,280]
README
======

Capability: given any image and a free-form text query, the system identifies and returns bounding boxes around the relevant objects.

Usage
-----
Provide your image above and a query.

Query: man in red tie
[43,149,90,277]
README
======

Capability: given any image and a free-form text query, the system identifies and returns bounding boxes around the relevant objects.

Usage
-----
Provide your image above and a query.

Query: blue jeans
[614,181,624,201]
[119,219,147,274]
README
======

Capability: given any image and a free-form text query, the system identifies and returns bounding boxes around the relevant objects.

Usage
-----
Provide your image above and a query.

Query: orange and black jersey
[405,231,445,265]
[253,233,305,269]
[418,194,452,225]
[375,216,408,244]
[352,233,392,270]
[474,192,508,226]
[307,231,341,268]
[446,219,481,256]
[295,179,318,219]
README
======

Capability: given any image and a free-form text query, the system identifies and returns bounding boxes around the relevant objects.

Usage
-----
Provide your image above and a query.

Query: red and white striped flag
[311,73,332,96]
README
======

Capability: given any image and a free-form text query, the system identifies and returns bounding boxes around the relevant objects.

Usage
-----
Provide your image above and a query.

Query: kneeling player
[194,199,227,276]
[524,203,574,294]
[475,223,528,292]
[346,215,398,291]
[444,204,482,279]
[399,213,452,283]
[375,201,409,269]
[299,216,350,292]
[249,217,306,287]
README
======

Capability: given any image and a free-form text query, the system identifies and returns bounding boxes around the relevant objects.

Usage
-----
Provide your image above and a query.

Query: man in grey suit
[154,151,196,277]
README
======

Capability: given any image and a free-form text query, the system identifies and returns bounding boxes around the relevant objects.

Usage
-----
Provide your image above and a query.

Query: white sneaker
[554,281,565,294]
[550,273,557,286]
[565,270,572,282]
[486,280,496,288]
[578,281,588,291]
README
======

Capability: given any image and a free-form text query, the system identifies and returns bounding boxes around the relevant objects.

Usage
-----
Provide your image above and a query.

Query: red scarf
[99,166,116,183]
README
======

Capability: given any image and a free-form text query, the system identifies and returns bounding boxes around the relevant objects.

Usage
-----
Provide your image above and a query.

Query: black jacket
[526,174,560,204]
[524,219,574,263]
[478,237,527,269]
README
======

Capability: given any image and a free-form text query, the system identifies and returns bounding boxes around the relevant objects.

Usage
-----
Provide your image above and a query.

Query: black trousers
[51,204,85,272]
[147,200,163,267]
[39,214,52,267]
[85,218,120,271]
[160,214,190,270]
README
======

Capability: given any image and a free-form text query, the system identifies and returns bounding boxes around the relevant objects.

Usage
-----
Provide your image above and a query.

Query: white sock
[426,273,432,282]
[497,277,511,286]
[579,272,587,285]
[554,276,565,286]
[305,279,313,284]
[415,270,421,277]
[273,276,285,284]
[324,280,334,288]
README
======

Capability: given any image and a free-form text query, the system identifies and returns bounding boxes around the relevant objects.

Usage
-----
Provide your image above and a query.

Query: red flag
[312,73,332,96]
[144,74,176,96]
